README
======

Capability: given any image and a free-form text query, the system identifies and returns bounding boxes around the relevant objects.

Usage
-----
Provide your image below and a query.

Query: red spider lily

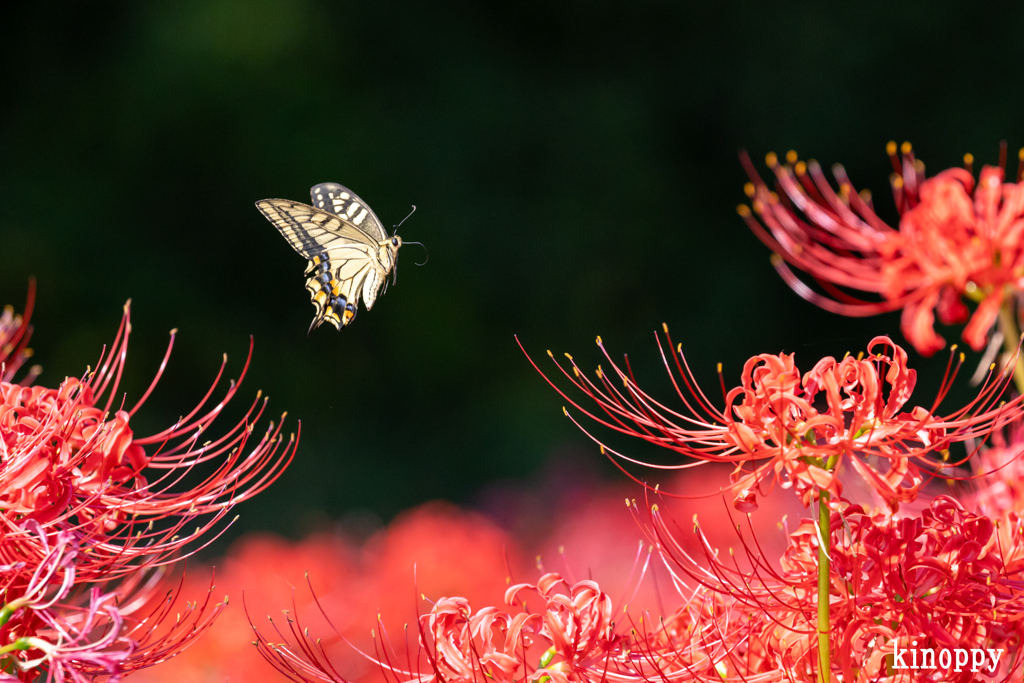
[127,472,797,683]
[246,534,829,683]
[0,521,224,682]
[957,425,1024,517]
[0,281,39,384]
[522,332,1024,511]
[0,293,297,681]
[737,143,1024,357]
[0,301,298,581]
[643,495,1024,682]
[247,569,739,683]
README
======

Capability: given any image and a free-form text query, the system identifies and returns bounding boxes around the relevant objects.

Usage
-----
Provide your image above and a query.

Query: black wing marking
[309,182,388,242]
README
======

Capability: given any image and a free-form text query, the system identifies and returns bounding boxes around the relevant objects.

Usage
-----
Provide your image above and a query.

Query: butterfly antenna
[393,205,417,234]
[403,241,429,266]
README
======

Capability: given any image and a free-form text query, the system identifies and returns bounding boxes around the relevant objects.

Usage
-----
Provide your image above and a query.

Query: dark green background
[2,2,1021,546]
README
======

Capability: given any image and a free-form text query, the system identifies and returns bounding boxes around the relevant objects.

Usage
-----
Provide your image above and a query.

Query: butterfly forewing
[309,182,388,242]
[256,199,377,258]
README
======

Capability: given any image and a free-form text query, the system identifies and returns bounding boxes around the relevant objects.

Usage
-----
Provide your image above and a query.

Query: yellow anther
[963,153,974,165]
[717,362,723,373]
[859,189,872,202]
[901,141,912,154]
[736,204,751,216]
[765,151,778,167]
[596,335,603,345]
[786,150,798,164]
[743,182,755,197]
[795,160,807,175]
[893,175,904,189]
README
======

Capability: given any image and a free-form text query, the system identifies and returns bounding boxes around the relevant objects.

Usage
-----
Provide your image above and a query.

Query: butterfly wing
[309,182,388,242]
[257,190,393,332]
[256,198,378,257]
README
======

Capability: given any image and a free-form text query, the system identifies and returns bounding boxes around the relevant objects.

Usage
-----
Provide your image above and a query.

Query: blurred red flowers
[126,469,799,683]
[738,143,1024,359]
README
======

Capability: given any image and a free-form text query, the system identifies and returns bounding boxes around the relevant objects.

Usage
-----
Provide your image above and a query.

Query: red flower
[524,332,1023,511]
[0,302,297,581]
[0,294,296,681]
[251,572,638,683]
[959,424,1024,517]
[0,281,39,384]
[504,573,624,681]
[0,521,224,682]
[645,495,1024,682]
[737,143,1024,356]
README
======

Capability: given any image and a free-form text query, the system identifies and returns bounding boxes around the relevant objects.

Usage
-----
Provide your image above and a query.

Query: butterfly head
[380,235,402,260]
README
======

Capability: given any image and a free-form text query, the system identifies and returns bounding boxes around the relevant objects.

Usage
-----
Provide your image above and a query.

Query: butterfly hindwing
[257,184,402,332]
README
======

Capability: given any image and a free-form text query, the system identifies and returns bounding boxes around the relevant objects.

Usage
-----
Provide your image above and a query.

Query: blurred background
[4,5,1024,675]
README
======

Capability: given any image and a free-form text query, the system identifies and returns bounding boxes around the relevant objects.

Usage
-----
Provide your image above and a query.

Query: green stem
[0,639,31,656]
[817,491,831,683]
[996,298,1024,395]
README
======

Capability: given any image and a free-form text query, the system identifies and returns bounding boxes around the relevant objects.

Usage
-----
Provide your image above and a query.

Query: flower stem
[997,298,1024,395]
[817,490,831,683]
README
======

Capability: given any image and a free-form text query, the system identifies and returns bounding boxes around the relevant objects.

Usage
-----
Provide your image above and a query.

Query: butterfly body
[257,183,402,332]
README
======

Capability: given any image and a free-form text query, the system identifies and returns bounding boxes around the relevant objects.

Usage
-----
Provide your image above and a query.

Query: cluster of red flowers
[0,286,296,681]
[19,140,1024,683]
[118,466,797,683]
[629,492,1024,681]
[527,332,1024,513]
[227,142,1024,683]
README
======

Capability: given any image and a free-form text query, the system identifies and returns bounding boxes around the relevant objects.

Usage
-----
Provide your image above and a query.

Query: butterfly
[256,183,407,333]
